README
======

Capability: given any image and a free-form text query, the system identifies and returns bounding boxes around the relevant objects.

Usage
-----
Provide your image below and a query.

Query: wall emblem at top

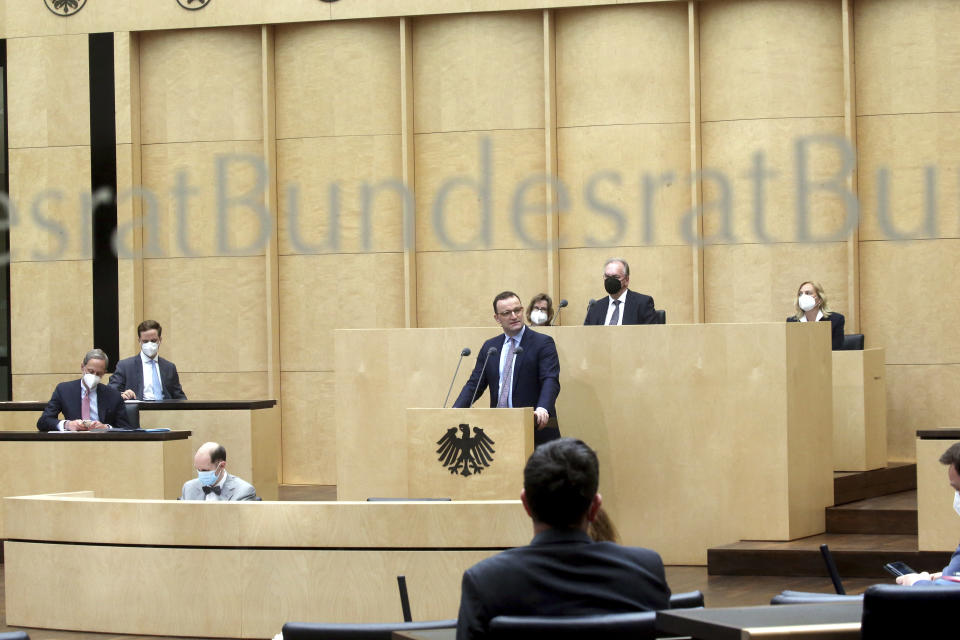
[177,0,212,10]
[44,0,87,16]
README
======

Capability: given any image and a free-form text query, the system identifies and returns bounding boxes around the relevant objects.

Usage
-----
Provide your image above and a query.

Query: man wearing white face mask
[786,281,845,350]
[37,349,133,431]
[896,442,960,586]
[180,442,257,501]
[109,319,187,400]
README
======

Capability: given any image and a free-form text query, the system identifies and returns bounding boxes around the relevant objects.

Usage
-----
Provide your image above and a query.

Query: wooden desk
[0,430,191,536]
[0,399,279,500]
[832,348,887,471]
[2,494,529,638]
[656,602,862,640]
[916,429,960,551]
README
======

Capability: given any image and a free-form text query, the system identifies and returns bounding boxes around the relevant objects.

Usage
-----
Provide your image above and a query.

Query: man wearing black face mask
[583,258,657,325]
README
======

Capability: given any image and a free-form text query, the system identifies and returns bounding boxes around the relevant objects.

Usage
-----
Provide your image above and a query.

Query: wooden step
[825,490,918,535]
[708,533,952,578]
[834,463,916,505]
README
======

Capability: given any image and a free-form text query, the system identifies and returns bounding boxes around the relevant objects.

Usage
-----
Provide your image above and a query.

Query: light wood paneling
[860,240,960,364]
[703,242,848,323]
[281,371,336,485]
[12,373,79,403]
[274,19,401,139]
[415,250,548,328]
[917,437,959,551]
[557,123,690,247]
[8,146,92,262]
[832,348,887,471]
[174,372,270,401]
[139,140,268,258]
[700,117,850,244]
[276,136,404,255]
[700,0,843,122]
[412,11,544,133]
[886,366,960,463]
[139,26,263,145]
[5,34,90,149]
[555,3,688,127]
[277,253,405,372]
[414,130,546,251]
[142,257,267,373]
[856,113,960,242]
[855,0,960,116]
[558,246,694,325]
[10,261,92,375]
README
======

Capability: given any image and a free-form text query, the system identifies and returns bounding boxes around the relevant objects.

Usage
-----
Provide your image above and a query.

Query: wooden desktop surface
[656,601,862,640]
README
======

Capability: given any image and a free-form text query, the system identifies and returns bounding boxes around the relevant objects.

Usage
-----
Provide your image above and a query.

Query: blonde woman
[786,281,845,350]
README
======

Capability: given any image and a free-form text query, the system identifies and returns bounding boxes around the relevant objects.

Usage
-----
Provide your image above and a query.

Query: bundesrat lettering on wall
[0,134,950,262]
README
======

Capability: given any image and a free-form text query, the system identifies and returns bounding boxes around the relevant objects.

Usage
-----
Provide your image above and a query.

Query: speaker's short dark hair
[137,319,162,337]
[493,291,521,313]
[523,438,599,528]
[940,442,960,474]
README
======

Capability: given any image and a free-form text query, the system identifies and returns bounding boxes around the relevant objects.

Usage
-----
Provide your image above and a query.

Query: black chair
[669,590,704,609]
[860,583,960,638]
[123,401,140,429]
[282,619,456,640]
[488,611,657,640]
[0,632,30,640]
[842,333,864,350]
[654,309,666,325]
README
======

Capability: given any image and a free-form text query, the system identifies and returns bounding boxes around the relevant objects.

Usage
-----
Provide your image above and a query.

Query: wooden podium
[406,408,533,500]
[831,348,887,471]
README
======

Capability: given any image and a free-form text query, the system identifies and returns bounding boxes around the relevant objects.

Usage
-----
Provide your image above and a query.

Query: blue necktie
[150,359,163,400]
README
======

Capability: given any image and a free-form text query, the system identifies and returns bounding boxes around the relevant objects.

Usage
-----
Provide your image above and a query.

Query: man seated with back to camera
[455,438,670,639]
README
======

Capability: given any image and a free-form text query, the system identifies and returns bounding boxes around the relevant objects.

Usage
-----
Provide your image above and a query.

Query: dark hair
[940,442,960,474]
[137,319,163,338]
[523,438,599,528]
[492,291,521,313]
[209,444,227,464]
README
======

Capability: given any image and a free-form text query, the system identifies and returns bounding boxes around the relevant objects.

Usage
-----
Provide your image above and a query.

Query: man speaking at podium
[453,291,561,445]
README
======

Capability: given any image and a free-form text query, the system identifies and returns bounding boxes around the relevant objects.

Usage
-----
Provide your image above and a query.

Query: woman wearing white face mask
[526,293,554,327]
[786,281,845,350]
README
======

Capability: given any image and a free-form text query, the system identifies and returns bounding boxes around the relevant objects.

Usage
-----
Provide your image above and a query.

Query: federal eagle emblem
[177,0,211,10]
[44,0,87,16]
[436,424,495,477]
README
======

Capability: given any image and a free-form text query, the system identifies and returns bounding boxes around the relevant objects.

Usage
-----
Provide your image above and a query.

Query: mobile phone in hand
[883,561,917,577]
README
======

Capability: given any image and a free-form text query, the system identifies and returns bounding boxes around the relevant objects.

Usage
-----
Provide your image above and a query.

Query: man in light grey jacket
[180,441,257,501]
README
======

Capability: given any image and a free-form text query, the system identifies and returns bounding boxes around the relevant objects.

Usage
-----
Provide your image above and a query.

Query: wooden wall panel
[139,27,263,145]
[275,136,404,255]
[558,246,694,325]
[412,11,544,133]
[855,0,960,116]
[700,0,843,121]
[703,243,848,324]
[174,372,270,402]
[281,372,337,485]
[555,3,689,127]
[275,20,401,139]
[414,129,546,252]
[5,34,90,149]
[885,366,960,463]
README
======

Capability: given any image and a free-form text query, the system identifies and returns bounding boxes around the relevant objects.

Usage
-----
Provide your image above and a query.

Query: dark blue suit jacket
[37,380,132,431]
[584,289,657,325]
[108,355,187,400]
[453,328,560,443]
[786,312,845,351]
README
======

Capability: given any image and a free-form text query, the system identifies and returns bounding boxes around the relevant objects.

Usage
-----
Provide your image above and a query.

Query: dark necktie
[202,485,221,495]
[609,299,622,326]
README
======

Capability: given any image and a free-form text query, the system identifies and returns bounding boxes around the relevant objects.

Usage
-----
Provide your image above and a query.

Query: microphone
[551,299,568,325]
[584,298,596,324]
[442,347,472,408]
[469,347,498,407]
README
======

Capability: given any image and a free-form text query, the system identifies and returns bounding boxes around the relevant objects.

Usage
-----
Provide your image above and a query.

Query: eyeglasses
[497,306,524,318]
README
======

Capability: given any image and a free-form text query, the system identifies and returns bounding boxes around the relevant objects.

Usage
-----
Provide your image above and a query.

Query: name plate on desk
[406,408,533,500]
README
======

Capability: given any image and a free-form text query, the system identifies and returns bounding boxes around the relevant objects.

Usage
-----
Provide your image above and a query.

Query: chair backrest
[842,333,864,350]
[124,401,140,429]
[487,611,657,640]
[860,583,960,638]
[770,591,862,605]
[655,309,666,325]
[669,590,704,609]
[0,632,30,640]
[282,619,456,640]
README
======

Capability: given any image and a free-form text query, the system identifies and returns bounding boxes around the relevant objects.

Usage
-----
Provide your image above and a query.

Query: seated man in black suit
[453,291,561,445]
[455,438,671,639]
[583,257,657,325]
[37,348,132,431]
[109,319,187,400]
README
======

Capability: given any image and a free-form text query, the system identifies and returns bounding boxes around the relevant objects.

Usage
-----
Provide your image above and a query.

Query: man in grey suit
[181,442,258,501]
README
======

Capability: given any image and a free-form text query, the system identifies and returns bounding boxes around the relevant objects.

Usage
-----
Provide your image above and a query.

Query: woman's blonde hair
[793,281,832,320]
